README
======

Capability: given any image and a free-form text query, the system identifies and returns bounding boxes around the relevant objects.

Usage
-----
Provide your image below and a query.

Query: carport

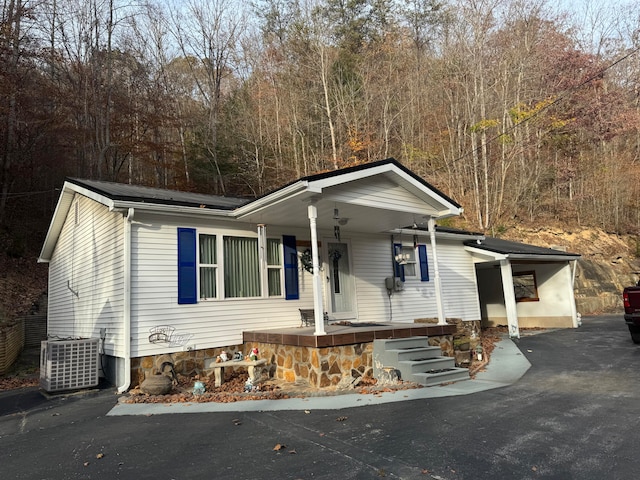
[464,237,581,338]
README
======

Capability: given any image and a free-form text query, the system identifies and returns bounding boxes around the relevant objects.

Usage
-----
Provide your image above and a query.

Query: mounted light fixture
[395,252,410,265]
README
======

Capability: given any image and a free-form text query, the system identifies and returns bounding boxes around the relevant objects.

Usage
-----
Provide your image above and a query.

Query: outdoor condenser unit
[40,338,100,392]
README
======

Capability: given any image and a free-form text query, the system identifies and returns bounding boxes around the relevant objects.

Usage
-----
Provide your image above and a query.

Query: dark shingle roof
[464,236,579,257]
[68,178,251,210]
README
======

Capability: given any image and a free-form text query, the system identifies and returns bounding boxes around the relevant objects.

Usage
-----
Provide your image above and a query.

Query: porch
[242,322,460,388]
[242,322,456,348]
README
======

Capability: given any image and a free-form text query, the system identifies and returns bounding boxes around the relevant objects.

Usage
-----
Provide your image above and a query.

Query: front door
[324,240,357,319]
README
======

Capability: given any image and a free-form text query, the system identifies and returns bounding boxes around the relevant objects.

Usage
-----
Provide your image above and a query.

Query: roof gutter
[109,201,236,218]
[234,181,316,218]
[118,207,134,394]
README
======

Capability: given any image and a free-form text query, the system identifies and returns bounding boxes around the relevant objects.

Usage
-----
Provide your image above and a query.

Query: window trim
[198,233,218,300]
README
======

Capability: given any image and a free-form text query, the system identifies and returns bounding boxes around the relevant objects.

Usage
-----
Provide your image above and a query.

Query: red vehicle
[623,285,640,343]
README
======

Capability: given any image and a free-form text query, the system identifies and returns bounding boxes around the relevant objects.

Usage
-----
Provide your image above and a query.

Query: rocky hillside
[500,226,639,314]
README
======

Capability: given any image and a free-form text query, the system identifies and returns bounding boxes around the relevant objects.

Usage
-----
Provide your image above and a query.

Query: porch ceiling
[238,194,433,233]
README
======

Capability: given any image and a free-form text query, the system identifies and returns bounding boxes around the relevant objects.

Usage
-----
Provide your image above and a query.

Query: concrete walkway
[108,336,530,416]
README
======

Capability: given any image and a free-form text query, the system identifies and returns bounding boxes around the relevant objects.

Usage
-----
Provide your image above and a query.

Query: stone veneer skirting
[129,322,474,389]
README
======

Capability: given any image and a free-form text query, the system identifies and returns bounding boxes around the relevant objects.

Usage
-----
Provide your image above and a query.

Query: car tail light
[624,291,631,309]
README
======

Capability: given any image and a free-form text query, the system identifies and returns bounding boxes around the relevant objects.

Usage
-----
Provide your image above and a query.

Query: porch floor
[243,322,456,348]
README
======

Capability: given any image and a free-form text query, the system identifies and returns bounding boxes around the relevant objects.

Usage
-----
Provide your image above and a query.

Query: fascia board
[507,254,581,262]
[38,182,95,262]
[464,245,507,261]
[311,163,462,216]
[109,201,234,218]
[234,182,315,218]
[390,228,483,242]
[70,183,116,209]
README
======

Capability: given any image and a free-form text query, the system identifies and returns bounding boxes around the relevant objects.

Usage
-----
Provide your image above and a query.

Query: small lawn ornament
[193,381,205,395]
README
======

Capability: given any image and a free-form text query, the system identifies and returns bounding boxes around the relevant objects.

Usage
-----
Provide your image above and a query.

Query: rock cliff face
[500,227,639,315]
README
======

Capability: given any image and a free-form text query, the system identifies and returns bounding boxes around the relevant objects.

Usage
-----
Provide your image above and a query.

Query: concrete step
[373,336,429,351]
[411,367,470,386]
[372,335,470,387]
[398,357,455,376]
[388,346,442,362]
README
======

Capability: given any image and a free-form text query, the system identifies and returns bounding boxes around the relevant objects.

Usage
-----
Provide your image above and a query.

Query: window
[198,234,217,299]
[399,246,417,277]
[224,236,261,298]
[513,271,539,302]
[178,229,295,302]
[394,243,430,281]
[266,238,282,296]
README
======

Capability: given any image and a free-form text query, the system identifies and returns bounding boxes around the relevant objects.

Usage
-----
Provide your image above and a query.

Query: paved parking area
[2,315,639,479]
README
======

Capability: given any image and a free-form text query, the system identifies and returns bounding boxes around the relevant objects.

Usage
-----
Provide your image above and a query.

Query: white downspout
[308,203,326,335]
[118,207,134,393]
[428,217,446,325]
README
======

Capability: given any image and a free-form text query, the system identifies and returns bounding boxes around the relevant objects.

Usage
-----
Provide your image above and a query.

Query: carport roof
[464,236,580,260]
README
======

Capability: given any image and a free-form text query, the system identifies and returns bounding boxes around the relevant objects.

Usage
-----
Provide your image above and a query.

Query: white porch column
[500,259,520,338]
[308,203,326,335]
[428,217,446,325]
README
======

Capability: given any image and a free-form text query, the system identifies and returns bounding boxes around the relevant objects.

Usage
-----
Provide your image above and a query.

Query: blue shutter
[283,235,299,300]
[177,228,197,304]
[393,243,405,282]
[418,244,430,281]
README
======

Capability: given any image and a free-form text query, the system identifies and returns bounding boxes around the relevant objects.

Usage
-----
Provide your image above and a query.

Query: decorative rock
[140,373,172,395]
[377,367,400,385]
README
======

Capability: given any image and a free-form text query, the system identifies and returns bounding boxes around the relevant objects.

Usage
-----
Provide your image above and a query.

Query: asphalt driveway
[1,314,639,479]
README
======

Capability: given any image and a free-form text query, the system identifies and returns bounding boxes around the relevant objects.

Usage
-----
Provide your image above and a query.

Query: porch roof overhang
[235,158,463,234]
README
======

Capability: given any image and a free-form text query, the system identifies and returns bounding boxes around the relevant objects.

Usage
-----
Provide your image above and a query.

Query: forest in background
[3,0,640,252]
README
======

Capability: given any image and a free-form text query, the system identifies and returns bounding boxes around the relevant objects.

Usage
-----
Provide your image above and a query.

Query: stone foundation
[130,332,458,389]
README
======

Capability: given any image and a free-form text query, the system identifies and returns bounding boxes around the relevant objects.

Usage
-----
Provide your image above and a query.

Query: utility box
[40,338,100,392]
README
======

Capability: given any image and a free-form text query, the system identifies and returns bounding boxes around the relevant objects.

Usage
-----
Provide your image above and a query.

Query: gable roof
[40,159,464,262]
[300,159,462,210]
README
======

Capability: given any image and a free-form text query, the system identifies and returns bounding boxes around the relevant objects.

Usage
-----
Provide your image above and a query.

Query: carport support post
[308,203,326,335]
[500,259,520,339]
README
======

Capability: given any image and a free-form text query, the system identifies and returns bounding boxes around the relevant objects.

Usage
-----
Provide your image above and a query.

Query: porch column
[428,217,446,325]
[500,259,520,338]
[308,203,326,335]
[567,260,579,328]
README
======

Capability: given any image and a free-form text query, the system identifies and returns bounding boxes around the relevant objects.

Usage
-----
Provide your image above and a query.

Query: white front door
[324,239,357,320]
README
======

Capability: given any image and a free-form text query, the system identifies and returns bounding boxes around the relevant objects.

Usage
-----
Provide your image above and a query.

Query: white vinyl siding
[47,194,125,355]
[130,218,312,357]
[350,233,481,323]
[127,210,481,357]
[329,177,446,213]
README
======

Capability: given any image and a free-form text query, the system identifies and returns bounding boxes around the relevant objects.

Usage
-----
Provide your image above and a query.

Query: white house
[38,159,580,390]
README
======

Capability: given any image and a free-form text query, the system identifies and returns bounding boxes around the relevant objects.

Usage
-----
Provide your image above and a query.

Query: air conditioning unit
[40,338,100,393]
